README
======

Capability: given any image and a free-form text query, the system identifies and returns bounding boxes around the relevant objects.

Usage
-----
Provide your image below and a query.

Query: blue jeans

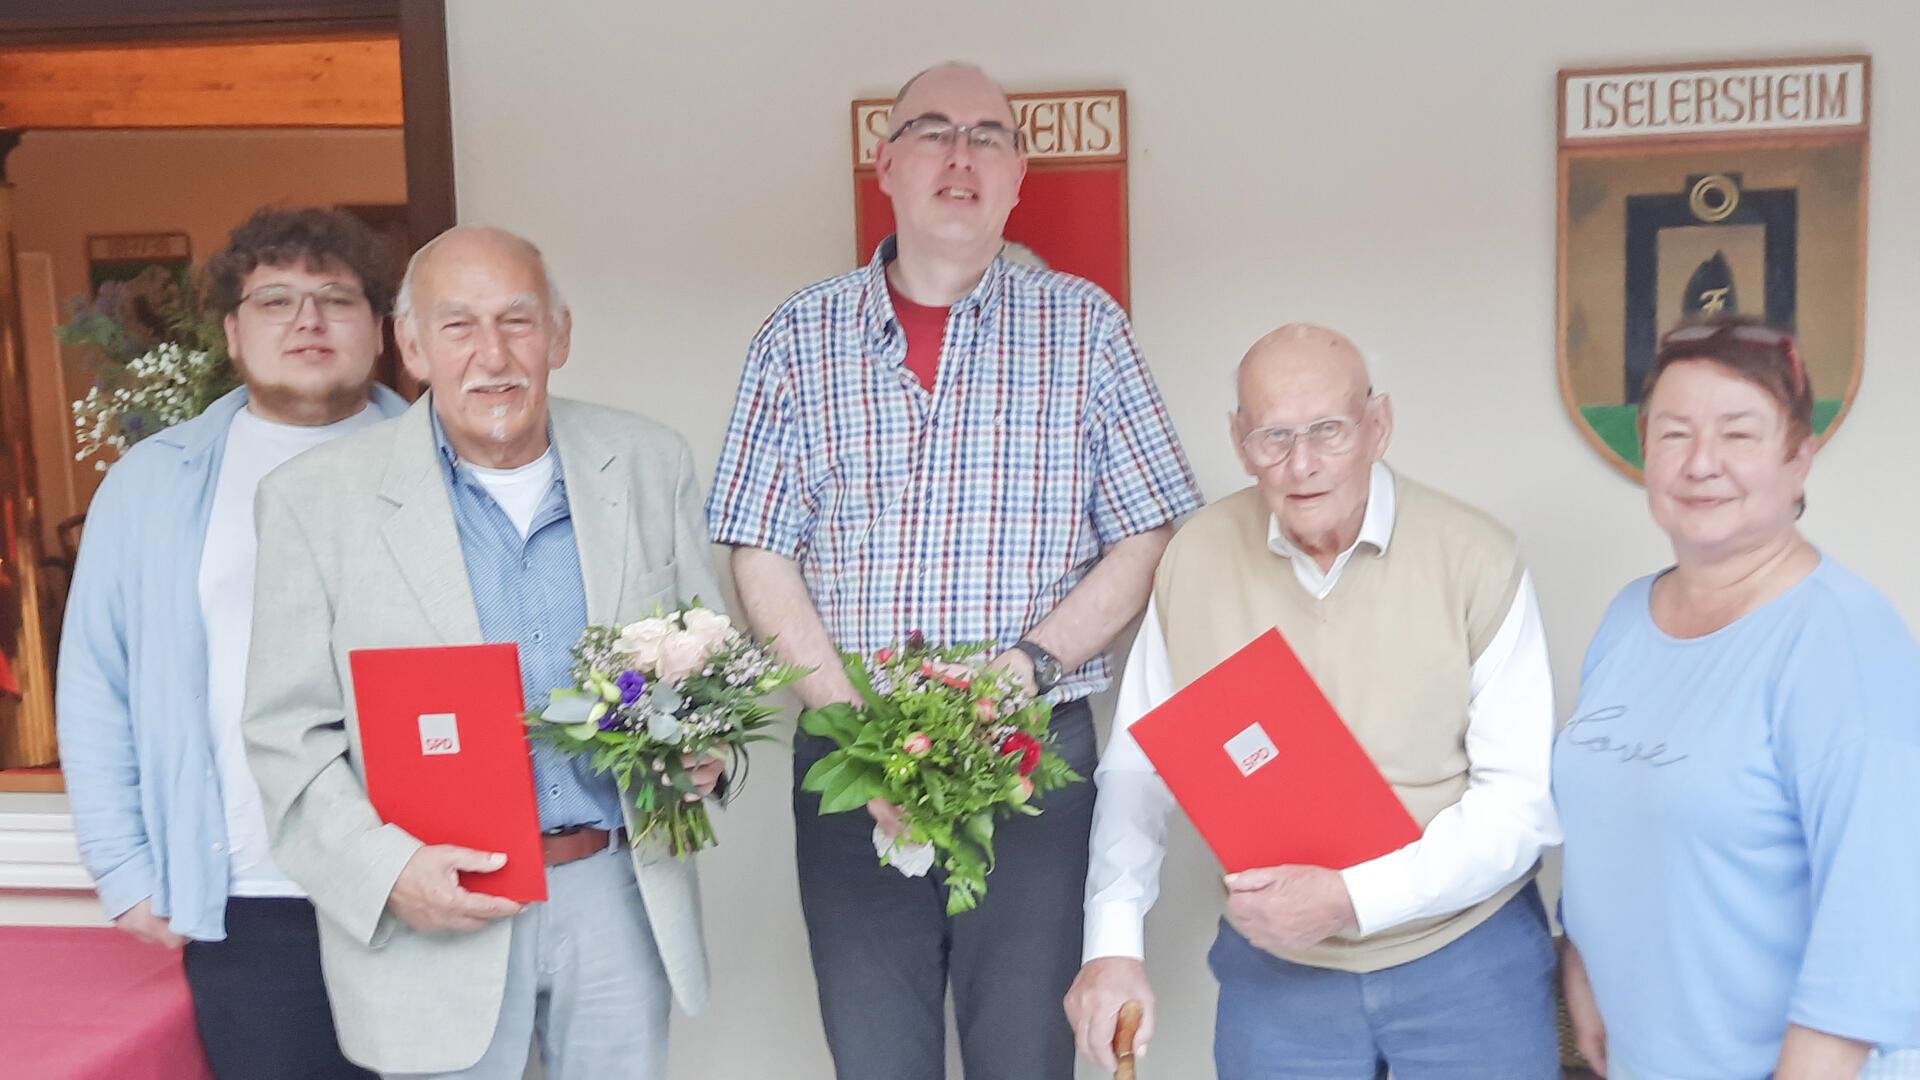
[1209,884,1559,1080]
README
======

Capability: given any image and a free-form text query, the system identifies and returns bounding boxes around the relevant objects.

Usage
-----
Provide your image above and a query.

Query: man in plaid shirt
[708,62,1201,1080]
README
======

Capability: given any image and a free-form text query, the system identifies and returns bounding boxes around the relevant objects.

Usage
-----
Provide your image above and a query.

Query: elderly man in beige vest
[1065,324,1563,1079]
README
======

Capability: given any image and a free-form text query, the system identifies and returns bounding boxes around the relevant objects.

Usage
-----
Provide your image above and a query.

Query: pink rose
[617,617,675,670]
[903,732,932,756]
[680,607,735,655]
[654,630,709,684]
[974,699,998,722]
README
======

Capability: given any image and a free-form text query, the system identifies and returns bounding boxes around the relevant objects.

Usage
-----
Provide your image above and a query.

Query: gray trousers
[793,698,1099,1080]
[381,843,671,1080]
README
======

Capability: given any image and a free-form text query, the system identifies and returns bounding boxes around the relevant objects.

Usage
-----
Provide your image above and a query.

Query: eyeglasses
[239,284,370,325]
[1660,320,1807,394]
[1239,413,1366,468]
[888,116,1023,156]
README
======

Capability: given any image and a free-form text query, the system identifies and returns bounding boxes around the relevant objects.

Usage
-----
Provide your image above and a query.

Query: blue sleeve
[705,310,807,557]
[1775,607,1920,1048]
[53,463,155,919]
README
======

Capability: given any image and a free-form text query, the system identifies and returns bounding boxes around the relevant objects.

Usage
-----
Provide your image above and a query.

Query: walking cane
[1113,999,1144,1080]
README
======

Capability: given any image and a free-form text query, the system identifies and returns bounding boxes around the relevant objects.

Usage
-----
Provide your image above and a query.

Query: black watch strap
[1013,639,1062,693]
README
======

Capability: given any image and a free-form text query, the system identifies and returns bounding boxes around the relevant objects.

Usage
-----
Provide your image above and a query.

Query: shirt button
[211,842,225,853]
[549,786,562,797]
[531,630,545,643]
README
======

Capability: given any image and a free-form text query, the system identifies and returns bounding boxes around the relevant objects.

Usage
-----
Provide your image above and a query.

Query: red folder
[349,644,547,903]
[1129,629,1422,874]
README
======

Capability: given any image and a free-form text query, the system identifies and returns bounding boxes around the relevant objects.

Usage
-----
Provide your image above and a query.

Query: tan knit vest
[1152,473,1530,972]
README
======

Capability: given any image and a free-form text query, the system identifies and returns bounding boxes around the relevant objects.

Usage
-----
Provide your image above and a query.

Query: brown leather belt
[540,826,624,866]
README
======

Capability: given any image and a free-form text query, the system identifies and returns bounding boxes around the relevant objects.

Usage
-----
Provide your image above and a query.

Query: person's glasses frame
[238,284,372,325]
[887,115,1025,156]
[1659,320,1809,395]
[1238,397,1379,468]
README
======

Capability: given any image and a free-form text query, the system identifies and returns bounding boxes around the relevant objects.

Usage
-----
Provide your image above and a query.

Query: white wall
[443,4,1920,1077]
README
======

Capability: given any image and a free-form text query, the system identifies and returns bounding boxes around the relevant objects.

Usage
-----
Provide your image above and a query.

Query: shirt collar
[1266,462,1396,561]
[860,234,1010,347]
[427,394,565,491]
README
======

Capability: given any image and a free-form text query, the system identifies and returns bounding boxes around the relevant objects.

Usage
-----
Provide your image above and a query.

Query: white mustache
[462,376,530,394]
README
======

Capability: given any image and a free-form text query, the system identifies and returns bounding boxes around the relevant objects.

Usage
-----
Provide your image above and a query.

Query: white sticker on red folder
[418,713,462,756]
[1223,723,1278,778]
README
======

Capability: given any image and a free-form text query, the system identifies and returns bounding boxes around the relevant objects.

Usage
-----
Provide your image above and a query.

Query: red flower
[875,647,895,664]
[905,630,927,651]
[999,732,1043,777]
[903,732,932,756]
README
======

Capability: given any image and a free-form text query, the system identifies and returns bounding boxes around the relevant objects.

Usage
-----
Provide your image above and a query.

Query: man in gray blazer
[244,225,721,1079]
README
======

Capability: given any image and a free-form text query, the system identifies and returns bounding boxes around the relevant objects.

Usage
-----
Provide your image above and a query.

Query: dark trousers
[793,698,1099,1080]
[182,897,374,1080]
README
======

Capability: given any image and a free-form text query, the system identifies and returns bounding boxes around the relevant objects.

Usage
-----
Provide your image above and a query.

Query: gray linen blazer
[243,396,718,1073]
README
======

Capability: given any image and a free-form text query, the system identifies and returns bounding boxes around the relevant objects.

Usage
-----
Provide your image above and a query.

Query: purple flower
[597,709,621,732]
[617,669,649,705]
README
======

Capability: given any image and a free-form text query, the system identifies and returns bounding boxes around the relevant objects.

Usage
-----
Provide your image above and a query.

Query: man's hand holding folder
[388,846,524,934]
[1223,864,1358,955]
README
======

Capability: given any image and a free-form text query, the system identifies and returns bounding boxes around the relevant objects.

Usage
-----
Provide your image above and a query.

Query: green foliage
[799,639,1083,914]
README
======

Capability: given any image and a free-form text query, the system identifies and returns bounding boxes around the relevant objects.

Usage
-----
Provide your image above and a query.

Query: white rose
[680,607,735,654]
[654,630,709,685]
[617,617,676,671]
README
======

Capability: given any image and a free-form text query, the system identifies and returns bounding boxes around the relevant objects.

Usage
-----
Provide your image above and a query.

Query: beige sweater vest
[1152,474,1529,972]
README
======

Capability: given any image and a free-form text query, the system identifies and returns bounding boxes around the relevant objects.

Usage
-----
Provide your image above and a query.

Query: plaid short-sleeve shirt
[707,239,1202,701]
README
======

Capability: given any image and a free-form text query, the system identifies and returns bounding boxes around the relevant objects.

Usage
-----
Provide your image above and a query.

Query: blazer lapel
[377,400,484,644]
[553,404,632,628]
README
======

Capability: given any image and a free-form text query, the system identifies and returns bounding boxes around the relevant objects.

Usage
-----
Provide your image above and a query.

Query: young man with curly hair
[58,206,409,1079]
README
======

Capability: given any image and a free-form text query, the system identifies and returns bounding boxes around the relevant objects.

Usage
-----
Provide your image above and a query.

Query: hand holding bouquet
[798,633,1082,914]
[528,604,806,857]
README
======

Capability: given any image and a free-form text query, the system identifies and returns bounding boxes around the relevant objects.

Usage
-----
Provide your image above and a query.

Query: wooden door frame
[0,0,455,250]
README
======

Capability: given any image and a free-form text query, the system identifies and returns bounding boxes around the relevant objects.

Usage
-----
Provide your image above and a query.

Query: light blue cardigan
[56,384,407,940]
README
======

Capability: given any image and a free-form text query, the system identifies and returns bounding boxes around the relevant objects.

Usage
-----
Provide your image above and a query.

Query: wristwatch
[1012,639,1063,694]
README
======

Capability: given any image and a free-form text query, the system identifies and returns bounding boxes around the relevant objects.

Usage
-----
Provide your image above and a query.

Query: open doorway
[0,1,455,789]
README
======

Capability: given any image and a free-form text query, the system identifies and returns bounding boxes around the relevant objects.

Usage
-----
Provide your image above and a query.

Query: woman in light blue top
[1554,317,1920,1080]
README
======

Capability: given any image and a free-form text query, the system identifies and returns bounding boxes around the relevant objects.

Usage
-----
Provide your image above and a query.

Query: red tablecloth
[0,926,214,1080]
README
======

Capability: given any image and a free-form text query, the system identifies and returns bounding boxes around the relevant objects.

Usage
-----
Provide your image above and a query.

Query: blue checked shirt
[432,413,625,832]
[707,238,1203,701]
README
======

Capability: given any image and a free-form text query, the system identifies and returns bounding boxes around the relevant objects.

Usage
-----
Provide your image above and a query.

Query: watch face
[1035,653,1062,687]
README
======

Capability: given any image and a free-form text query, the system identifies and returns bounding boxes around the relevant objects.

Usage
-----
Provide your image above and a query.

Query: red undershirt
[887,280,949,393]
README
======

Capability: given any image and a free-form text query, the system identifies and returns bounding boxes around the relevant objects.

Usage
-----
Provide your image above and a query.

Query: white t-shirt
[199,402,384,898]
[464,450,557,538]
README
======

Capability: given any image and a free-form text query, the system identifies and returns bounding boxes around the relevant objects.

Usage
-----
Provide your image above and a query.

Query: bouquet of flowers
[798,632,1083,914]
[59,265,237,470]
[71,342,234,468]
[527,604,806,857]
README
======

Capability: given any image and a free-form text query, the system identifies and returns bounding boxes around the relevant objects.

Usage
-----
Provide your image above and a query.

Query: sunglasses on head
[1660,321,1807,395]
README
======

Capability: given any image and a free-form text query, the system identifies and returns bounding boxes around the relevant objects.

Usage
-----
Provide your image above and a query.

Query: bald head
[1235,323,1371,417]
[1230,323,1391,561]
[395,224,567,333]
[890,61,1018,132]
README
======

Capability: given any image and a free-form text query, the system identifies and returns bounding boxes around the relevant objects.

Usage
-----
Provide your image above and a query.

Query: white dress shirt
[1083,464,1562,961]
